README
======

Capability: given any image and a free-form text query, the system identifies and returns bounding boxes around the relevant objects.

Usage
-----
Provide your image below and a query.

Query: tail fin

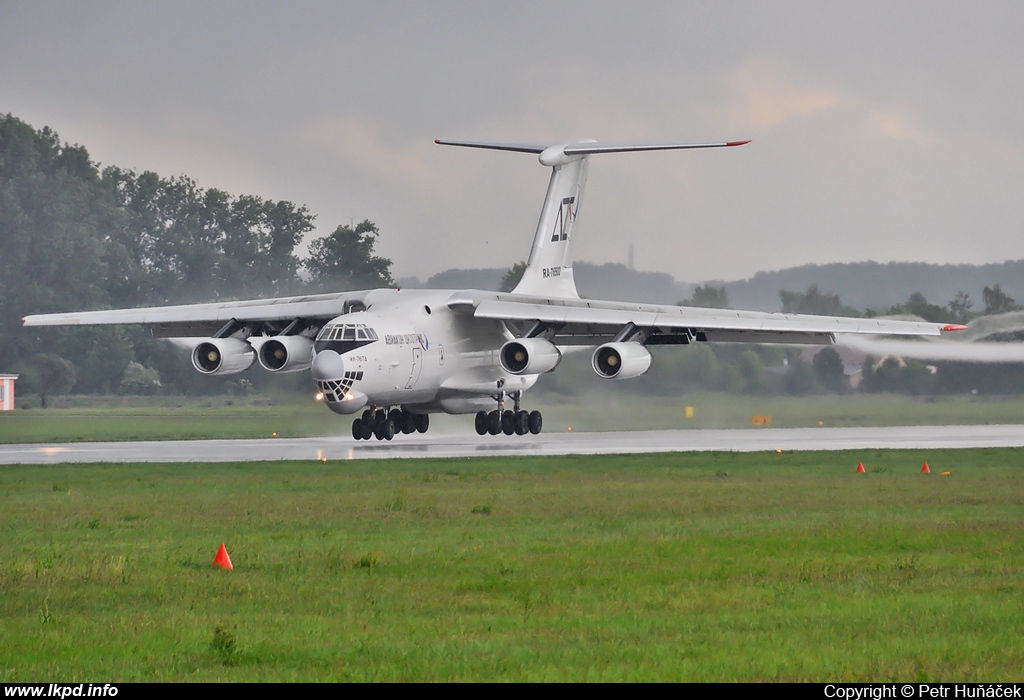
[435,139,750,299]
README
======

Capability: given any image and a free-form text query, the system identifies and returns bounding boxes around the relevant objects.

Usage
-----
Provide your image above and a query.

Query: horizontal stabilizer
[434,139,750,157]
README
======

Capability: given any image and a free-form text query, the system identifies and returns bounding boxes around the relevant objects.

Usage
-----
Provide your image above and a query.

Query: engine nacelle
[191,338,256,375]
[258,336,314,373]
[591,342,652,380]
[499,338,562,375]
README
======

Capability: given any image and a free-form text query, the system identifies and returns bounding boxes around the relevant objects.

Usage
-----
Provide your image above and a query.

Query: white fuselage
[311,289,538,415]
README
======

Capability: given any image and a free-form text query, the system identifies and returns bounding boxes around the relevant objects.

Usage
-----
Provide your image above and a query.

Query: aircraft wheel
[475,411,488,435]
[501,410,515,435]
[487,410,502,435]
[351,419,363,440]
[360,420,374,440]
[383,416,396,441]
[362,409,374,424]
[528,410,543,435]
[401,411,416,434]
[514,410,529,435]
[373,421,386,440]
[415,413,429,433]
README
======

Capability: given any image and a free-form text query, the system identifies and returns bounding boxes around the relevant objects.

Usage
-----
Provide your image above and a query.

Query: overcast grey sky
[2,1,1023,284]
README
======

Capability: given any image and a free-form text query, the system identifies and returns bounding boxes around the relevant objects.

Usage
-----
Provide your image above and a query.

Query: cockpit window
[317,323,378,342]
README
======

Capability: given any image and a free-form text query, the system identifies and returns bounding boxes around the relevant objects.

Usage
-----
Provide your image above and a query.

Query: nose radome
[311,349,345,381]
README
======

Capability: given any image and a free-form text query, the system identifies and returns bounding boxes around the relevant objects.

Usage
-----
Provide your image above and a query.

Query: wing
[446,290,965,346]
[22,290,371,338]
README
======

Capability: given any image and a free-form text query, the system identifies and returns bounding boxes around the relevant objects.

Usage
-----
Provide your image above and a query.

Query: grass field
[1,449,1022,681]
[4,392,1024,443]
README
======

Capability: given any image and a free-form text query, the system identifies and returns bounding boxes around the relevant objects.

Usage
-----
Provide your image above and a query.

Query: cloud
[724,59,849,130]
[864,108,935,145]
[297,118,443,188]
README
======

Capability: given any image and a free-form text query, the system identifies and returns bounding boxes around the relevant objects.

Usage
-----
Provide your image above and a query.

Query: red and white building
[0,374,17,411]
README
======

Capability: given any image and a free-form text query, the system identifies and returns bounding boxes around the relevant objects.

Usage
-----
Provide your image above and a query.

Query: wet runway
[2,424,1023,464]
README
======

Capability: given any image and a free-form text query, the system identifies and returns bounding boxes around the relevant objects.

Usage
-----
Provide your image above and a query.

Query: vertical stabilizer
[512,148,590,298]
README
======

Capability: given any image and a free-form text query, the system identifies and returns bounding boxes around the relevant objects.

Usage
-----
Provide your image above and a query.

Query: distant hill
[404,259,1024,312]
[718,260,1024,312]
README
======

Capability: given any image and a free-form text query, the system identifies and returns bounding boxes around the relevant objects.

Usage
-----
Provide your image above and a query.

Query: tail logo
[551,192,578,242]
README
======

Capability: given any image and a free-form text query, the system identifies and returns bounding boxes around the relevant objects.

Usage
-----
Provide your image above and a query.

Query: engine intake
[191,338,255,375]
[592,342,652,380]
[499,338,562,375]
[258,336,314,373]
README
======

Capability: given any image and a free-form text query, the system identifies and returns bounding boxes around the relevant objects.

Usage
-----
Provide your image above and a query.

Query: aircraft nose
[311,349,345,381]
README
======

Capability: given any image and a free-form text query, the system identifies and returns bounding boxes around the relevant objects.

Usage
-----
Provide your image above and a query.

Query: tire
[360,420,374,440]
[514,410,529,435]
[415,413,429,433]
[501,410,515,435]
[352,419,362,440]
[487,410,502,435]
[401,411,416,434]
[528,410,542,435]
[383,416,396,441]
[475,411,488,435]
[362,409,374,424]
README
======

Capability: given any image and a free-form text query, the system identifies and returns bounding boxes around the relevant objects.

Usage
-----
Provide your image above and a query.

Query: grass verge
[1,449,1021,680]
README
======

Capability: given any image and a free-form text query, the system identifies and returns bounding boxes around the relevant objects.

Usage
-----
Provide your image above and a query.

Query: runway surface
[2,424,1023,464]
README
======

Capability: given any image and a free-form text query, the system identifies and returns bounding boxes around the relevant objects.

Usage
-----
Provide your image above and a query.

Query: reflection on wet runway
[1,424,1023,464]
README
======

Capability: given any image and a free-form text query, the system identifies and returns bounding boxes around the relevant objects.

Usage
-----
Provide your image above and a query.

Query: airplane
[22,138,967,440]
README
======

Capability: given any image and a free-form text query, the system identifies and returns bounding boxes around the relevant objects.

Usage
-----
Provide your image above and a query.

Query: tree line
[0,114,393,401]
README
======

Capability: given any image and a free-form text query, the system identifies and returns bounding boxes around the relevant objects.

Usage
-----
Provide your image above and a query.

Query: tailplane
[435,139,750,299]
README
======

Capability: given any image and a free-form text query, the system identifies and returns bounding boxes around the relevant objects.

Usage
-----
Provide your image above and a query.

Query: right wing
[22,290,372,337]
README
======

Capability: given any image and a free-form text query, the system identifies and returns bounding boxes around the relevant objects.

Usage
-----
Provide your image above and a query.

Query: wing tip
[726,140,752,147]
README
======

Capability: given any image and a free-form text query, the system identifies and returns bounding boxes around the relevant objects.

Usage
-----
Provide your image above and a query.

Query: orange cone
[856,462,866,473]
[213,543,233,570]
[921,462,931,474]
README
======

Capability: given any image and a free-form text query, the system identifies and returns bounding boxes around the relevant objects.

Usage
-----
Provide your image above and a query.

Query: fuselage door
[406,347,423,389]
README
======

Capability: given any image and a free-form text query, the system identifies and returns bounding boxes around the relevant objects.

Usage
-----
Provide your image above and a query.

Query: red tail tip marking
[942,324,968,332]
[726,140,752,147]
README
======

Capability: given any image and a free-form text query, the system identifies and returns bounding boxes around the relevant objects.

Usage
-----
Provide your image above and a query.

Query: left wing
[446,290,965,345]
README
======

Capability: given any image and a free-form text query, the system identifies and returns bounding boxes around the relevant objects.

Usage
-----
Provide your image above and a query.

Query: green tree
[33,353,76,408]
[812,347,846,392]
[682,284,730,309]
[500,261,527,293]
[948,291,975,324]
[779,285,861,317]
[982,284,1016,315]
[119,361,162,395]
[304,220,394,291]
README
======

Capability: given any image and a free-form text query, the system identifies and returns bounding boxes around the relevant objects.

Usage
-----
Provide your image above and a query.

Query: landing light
[315,392,325,401]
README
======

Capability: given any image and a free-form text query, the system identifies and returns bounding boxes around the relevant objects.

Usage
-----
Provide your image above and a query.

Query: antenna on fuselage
[435,138,750,299]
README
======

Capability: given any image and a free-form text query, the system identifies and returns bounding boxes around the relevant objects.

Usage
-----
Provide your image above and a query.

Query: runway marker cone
[921,462,931,474]
[856,462,866,473]
[213,543,233,570]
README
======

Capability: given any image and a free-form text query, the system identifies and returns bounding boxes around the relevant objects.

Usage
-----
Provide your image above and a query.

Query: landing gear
[352,407,429,440]
[475,391,542,437]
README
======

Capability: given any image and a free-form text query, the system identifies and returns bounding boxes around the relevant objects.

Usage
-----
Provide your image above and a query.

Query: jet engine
[257,336,314,373]
[499,338,562,375]
[591,342,652,380]
[191,338,256,375]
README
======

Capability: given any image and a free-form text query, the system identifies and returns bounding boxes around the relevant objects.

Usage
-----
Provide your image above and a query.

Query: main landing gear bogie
[352,408,429,441]
[475,409,542,437]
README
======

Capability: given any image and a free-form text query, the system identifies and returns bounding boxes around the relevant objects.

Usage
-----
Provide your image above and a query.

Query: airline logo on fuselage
[551,195,577,242]
[385,333,428,351]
